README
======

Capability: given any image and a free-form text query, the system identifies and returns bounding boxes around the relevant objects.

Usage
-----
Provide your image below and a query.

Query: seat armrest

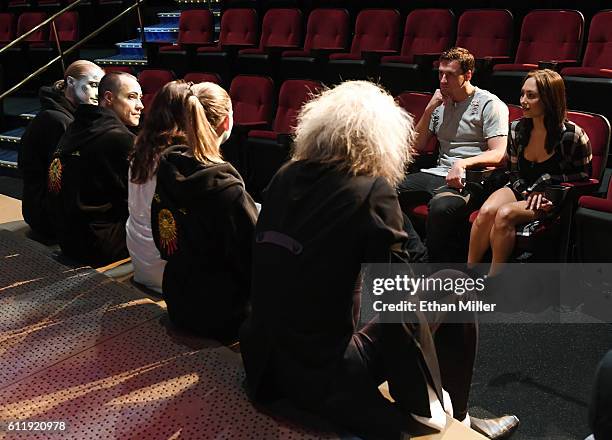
[361,49,398,64]
[538,60,579,71]
[476,56,512,72]
[233,121,269,135]
[221,43,256,56]
[310,47,346,61]
[413,53,442,70]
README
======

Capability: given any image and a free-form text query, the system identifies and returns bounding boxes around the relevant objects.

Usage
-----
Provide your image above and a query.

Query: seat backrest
[183,72,221,84]
[508,104,523,122]
[581,10,612,68]
[302,8,349,52]
[399,9,454,61]
[456,9,513,58]
[567,111,611,182]
[137,69,175,110]
[219,8,258,46]
[396,91,437,154]
[0,13,15,43]
[229,75,275,125]
[515,10,584,64]
[257,8,302,50]
[177,9,214,45]
[350,8,400,55]
[17,12,48,42]
[52,11,78,43]
[273,79,322,133]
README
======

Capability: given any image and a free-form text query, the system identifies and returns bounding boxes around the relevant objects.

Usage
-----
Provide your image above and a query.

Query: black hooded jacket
[49,104,134,266]
[18,86,76,237]
[151,145,258,340]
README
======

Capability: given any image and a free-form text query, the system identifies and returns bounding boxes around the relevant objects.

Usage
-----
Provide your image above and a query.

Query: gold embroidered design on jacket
[158,208,178,255]
[48,158,63,194]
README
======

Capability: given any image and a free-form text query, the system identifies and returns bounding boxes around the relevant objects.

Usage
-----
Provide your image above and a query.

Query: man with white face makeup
[50,71,144,265]
[19,60,104,239]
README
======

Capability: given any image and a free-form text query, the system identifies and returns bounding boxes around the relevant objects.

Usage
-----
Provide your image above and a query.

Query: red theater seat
[281,8,349,58]
[396,91,438,158]
[138,69,175,111]
[154,10,214,76]
[562,11,612,118]
[328,8,400,82]
[236,8,302,77]
[280,8,349,80]
[246,79,322,200]
[229,75,275,129]
[0,13,15,45]
[379,9,453,93]
[490,10,584,104]
[575,176,612,262]
[195,8,258,78]
[17,11,47,43]
[222,75,275,175]
[183,72,221,85]
[456,9,513,60]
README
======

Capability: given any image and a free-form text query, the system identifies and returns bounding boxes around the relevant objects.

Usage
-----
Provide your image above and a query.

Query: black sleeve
[363,177,410,263]
[19,111,71,174]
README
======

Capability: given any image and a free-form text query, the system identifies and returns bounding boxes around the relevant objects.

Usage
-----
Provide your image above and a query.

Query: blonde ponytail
[185,94,223,164]
[188,82,232,165]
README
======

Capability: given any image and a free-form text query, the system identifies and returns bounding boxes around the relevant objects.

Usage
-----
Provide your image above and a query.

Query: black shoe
[470,415,520,439]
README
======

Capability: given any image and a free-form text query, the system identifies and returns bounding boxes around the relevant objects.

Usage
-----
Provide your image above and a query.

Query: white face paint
[69,69,104,105]
[219,110,233,145]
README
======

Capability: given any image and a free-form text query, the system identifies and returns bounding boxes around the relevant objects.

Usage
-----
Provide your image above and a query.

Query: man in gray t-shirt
[398,47,509,263]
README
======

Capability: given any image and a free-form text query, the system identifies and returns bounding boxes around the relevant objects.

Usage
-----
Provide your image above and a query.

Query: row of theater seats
[0,11,78,46]
[0,11,79,85]
[128,67,612,264]
[150,7,612,116]
[0,0,136,9]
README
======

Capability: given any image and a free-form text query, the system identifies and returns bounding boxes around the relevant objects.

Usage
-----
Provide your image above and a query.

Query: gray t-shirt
[422,87,509,177]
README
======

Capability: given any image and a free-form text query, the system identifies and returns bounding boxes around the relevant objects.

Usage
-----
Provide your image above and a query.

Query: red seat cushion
[469,210,479,223]
[561,67,612,78]
[493,63,538,72]
[248,130,277,140]
[579,196,612,213]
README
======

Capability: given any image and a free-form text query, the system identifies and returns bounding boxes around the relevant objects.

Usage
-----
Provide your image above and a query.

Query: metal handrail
[0,0,84,55]
[0,0,146,102]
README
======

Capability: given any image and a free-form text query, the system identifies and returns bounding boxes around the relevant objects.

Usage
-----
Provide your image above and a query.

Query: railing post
[51,20,66,75]
[137,0,146,62]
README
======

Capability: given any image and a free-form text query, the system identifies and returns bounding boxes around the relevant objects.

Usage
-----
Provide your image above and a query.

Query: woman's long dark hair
[129,81,191,183]
[517,69,567,154]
